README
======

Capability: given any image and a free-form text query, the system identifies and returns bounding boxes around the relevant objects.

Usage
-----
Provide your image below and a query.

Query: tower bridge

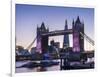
[36,16,85,53]
[26,16,94,53]
[25,16,94,60]
[16,16,94,69]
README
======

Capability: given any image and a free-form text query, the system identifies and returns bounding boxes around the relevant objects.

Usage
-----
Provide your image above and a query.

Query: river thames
[15,60,60,73]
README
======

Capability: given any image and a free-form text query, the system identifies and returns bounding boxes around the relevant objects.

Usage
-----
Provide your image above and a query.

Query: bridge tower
[63,19,69,48]
[36,22,49,53]
[73,16,84,52]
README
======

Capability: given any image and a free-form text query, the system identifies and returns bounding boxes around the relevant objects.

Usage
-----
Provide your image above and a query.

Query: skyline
[16,4,94,50]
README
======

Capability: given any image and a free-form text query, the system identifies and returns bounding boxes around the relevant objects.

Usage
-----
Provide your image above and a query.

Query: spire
[82,20,84,28]
[72,19,74,25]
[65,19,67,26]
[65,19,68,30]
[41,22,46,30]
[82,20,84,25]
[47,26,49,31]
[76,16,81,23]
[63,19,69,48]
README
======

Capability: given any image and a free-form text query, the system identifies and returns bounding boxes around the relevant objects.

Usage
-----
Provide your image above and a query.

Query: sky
[16,4,94,50]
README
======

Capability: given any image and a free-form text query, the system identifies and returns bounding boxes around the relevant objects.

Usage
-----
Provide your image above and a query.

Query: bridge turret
[75,16,81,24]
[36,22,49,53]
[41,22,46,31]
[73,16,84,52]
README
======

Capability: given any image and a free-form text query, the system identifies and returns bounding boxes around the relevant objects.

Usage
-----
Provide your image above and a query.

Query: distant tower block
[63,19,69,48]
[36,22,49,53]
[73,16,84,52]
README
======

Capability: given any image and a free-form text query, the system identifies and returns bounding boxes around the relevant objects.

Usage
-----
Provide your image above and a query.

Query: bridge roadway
[41,29,73,36]
[16,51,94,61]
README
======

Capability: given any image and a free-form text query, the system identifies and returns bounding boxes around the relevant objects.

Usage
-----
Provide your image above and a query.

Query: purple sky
[16,4,94,50]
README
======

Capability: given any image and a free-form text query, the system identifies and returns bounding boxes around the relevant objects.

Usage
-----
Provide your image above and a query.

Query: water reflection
[15,61,60,73]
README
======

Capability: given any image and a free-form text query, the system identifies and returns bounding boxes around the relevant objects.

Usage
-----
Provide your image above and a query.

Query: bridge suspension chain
[80,32,94,46]
[26,36,37,50]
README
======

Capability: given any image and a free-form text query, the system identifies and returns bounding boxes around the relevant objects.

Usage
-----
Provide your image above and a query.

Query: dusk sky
[16,4,94,50]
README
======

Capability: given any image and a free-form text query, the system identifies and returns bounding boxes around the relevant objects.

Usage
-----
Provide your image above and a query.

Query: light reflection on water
[15,61,60,73]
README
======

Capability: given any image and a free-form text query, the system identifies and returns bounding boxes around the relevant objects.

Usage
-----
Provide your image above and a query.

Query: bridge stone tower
[63,20,69,48]
[36,22,49,53]
[73,16,84,52]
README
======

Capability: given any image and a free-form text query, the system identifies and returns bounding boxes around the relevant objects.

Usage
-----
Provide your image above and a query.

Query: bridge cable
[80,32,94,46]
[26,36,37,50]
